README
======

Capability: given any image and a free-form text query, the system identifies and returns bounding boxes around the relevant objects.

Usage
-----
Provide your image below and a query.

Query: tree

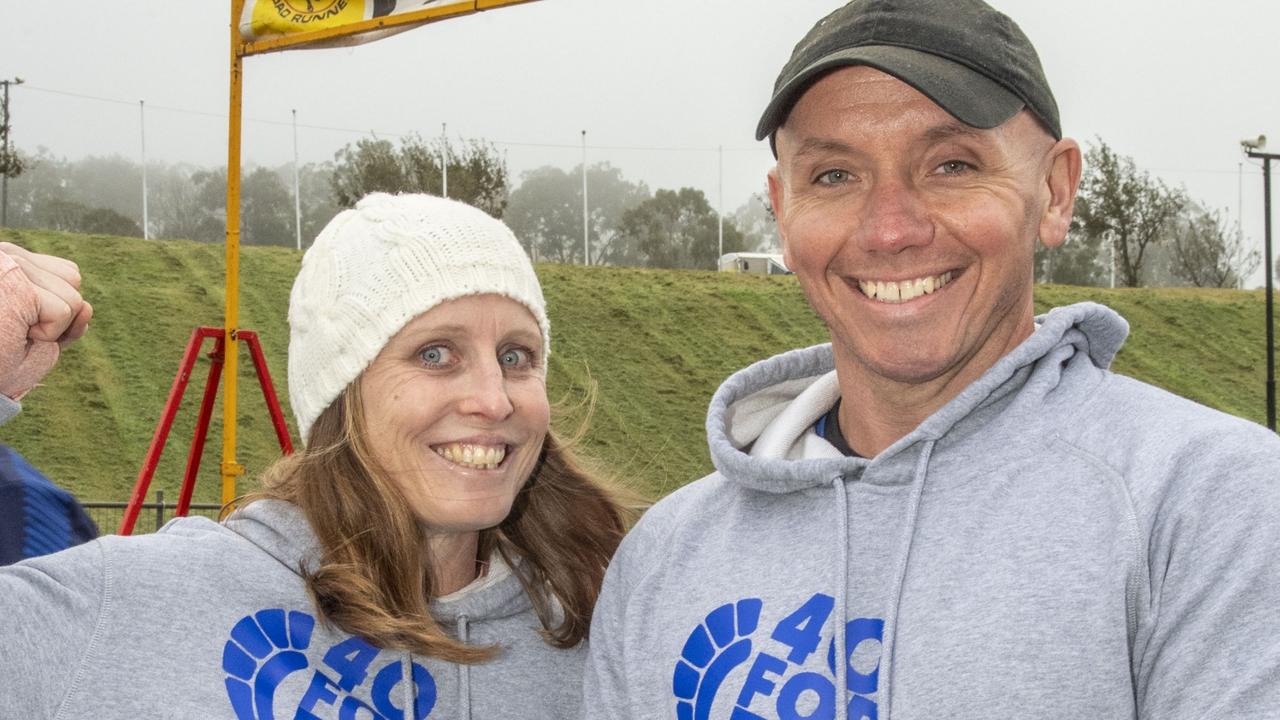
[505,163,650,265]
[297,161,341,247]
[241,167,293,246]
[1074,139,1185,287]
[0,82,25,224]
[77,206,143,237]
[442,138,509,218]
[1035,202,1110,287]
[331,138,403,208]
[1169,205,1258,288]
[731,193,780,253]
[152,163,218,242]
[330,134,508,217]
[28,197,141,237]
[616,187,747,270]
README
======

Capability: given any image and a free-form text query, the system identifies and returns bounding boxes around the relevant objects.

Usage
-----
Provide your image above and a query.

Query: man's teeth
[858,271,953,304]
[434,443,506,469]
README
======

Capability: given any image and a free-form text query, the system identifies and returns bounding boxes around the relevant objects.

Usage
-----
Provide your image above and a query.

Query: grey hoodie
[0,499,584,719]
[583,302,1280,719]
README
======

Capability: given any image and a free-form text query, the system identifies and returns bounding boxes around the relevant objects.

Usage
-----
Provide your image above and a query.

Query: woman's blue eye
[420,345,452,366]
[499,348,531,368]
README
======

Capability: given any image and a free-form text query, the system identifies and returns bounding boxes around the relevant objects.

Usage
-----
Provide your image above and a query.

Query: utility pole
[581,130,588,265]
[718,145,724,265]
[441,123,448,198]
[0,77,25,228]
[140,100,149,240]
[1246,147,1278,431]
[292,109,301,251]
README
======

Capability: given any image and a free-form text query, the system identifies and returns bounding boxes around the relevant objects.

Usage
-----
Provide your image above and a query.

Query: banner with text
[239,0,480,45]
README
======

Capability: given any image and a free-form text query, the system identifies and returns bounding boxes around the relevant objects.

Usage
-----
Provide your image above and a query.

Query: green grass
[2,228,1273,512]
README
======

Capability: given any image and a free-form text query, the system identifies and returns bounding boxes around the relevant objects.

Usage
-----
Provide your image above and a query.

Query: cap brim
[756,45,1025,142]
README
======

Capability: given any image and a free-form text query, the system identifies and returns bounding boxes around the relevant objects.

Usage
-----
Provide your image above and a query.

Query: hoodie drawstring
[879,440,934,720]
[458,614,472,720]
[832,475,850,720]
[401,653,414,720]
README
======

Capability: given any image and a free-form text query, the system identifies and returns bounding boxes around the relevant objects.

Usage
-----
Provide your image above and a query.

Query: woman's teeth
[434,443,506,469]
[858,271,953,304]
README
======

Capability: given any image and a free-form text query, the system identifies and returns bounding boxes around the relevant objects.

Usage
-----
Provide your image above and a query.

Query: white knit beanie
[287,192,549,444]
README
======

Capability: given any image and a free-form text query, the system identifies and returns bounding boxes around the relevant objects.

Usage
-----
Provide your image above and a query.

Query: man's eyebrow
[791,137,858,158]
[921,122,985,145]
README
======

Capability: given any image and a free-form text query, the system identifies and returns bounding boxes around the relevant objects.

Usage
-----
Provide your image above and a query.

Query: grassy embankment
[2,228,1272,511]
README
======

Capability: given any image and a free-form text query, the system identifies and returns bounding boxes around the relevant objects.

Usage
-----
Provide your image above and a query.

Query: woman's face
[358,294,550,536]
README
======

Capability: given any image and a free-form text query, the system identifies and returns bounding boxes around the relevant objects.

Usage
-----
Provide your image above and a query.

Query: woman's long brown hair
[244,381,635,663]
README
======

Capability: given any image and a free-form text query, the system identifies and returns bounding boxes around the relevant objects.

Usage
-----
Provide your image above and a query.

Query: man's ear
[1039,138,1082,249]
[767,167,791,264]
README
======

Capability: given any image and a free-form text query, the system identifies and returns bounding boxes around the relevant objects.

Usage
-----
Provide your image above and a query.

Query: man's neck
[833,322,1035,457]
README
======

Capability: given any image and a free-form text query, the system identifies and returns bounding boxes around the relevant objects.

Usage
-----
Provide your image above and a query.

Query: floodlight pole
[1246,149,1277,431]
[292,109,301,251]
[718,145,724,261]
[441,122,448,198]
[582,130,588,265]
[0,77,23,228]
[140,100,149,240]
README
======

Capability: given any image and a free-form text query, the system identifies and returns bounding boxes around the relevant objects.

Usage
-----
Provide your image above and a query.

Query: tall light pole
[718,145,724,263]
[581,130,588,265]
[292,109,301,251]
[1104,229,1116,289]
[1244,136,1276,431]
[139,100,149,240]
[0,77,24,228]
[441,122,448,198]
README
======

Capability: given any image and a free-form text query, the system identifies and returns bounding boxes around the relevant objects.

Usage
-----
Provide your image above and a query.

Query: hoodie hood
[706,302,1128,494]
[223,499,534,625]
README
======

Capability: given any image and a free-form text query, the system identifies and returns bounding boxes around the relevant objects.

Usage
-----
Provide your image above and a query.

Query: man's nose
[854,176,932,254]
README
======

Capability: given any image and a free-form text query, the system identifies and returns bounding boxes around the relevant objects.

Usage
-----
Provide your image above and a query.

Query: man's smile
[854,270,955,304]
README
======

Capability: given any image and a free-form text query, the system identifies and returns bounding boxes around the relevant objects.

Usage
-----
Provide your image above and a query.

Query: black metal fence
[81,490,223,535]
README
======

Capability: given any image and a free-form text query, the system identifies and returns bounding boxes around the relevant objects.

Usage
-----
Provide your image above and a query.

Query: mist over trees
[1036,138,1256,289]
[505,162,650,264]
[0,135,1259,283]
[616,188,748,270]
[330,134,508,217]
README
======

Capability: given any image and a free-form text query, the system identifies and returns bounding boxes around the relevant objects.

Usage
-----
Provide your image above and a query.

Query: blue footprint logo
[222,608,316,720]
[672,598,763,720]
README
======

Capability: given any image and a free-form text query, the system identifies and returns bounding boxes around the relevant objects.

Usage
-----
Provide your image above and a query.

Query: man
[0,240,96,564]
[583,1,1280,718]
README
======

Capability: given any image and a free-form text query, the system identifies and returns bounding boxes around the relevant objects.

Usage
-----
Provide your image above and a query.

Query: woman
[0,193,630,719]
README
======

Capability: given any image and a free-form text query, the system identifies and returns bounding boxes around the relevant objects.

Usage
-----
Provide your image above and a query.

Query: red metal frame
[118,327,293,535]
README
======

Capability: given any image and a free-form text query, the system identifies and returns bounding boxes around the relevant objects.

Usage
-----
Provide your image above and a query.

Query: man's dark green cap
[756,0,1061,146]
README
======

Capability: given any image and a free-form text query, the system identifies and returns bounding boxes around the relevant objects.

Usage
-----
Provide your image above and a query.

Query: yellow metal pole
[222,0,247,505]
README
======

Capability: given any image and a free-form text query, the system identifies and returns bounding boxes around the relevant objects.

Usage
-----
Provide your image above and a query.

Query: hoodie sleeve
[582,501,675,719]
[1134,421,1280,718]
[0,394,19,426]
[0,539,108,717]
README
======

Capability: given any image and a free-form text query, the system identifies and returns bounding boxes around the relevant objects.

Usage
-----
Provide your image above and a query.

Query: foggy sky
[3,0,1277,286]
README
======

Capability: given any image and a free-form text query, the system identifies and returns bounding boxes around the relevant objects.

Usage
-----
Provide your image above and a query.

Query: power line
[14,82,1267,175]
[14,83,763,153]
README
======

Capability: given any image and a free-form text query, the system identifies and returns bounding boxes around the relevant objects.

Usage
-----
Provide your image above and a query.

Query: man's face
[769,65,1077,394]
